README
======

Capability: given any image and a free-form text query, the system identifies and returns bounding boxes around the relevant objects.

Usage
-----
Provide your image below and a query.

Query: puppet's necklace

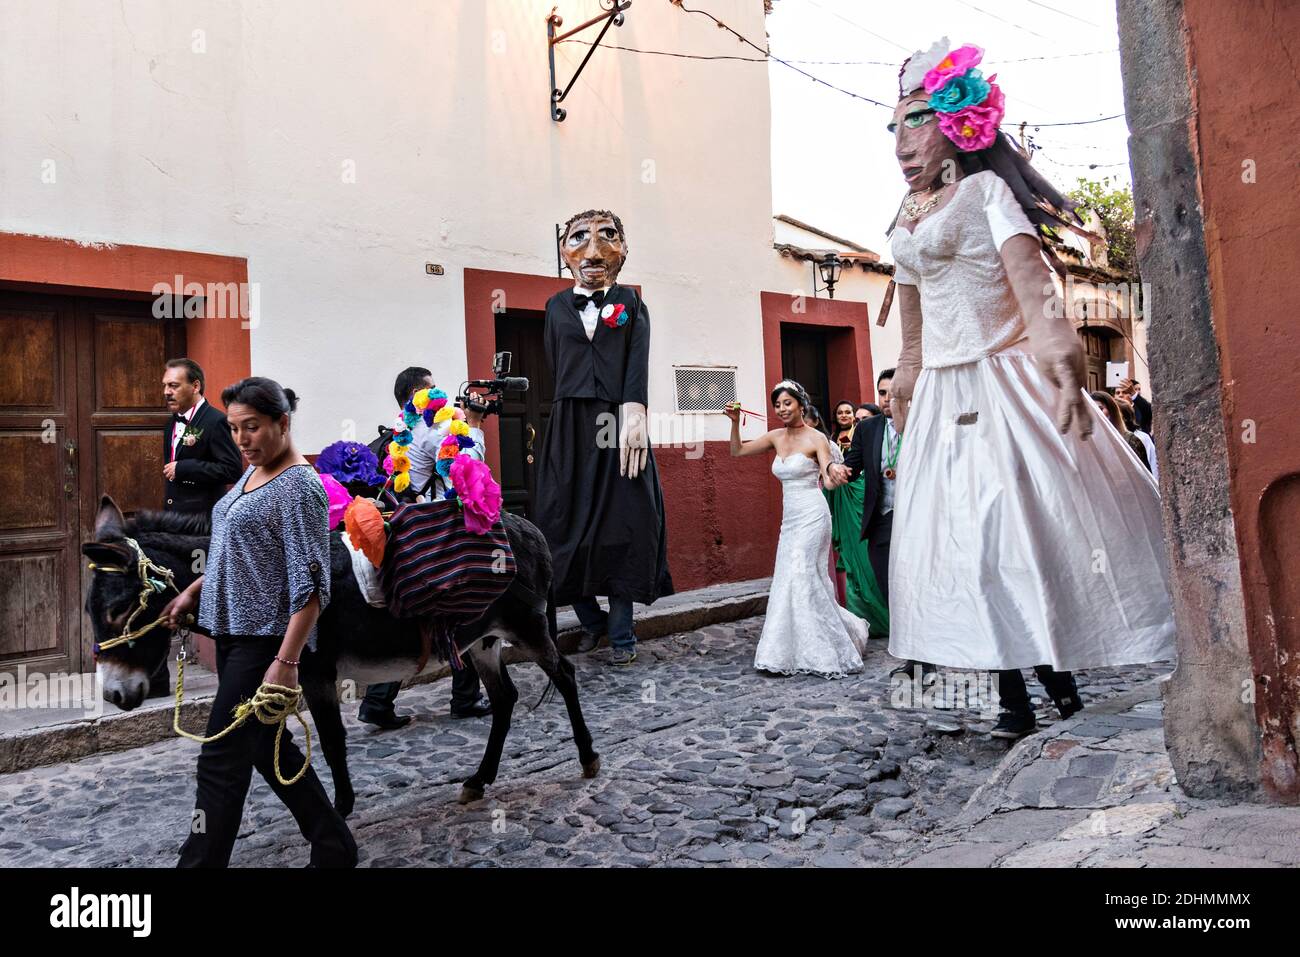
[901,185,945,221]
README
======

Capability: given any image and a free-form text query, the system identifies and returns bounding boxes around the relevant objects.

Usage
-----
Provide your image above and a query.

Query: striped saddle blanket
[380,501,516,626]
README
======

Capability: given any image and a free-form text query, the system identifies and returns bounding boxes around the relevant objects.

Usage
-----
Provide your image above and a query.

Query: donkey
[82,496,599,813]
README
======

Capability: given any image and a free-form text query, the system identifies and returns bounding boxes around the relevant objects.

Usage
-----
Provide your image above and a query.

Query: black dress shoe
[358,710,411,731]
[888,659,938,680]
[450,695,493,719]
[575,630,603,653]
[1054,695,1084,720]
[990,711,1036,739]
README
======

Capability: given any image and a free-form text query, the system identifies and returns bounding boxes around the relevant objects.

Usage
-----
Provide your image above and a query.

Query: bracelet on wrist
[274,654,300,667]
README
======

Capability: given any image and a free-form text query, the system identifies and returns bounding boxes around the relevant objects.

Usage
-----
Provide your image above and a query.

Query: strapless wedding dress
[754,453,869,678]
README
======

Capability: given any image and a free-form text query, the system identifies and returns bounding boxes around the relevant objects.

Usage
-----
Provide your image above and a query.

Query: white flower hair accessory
[899,36,950,96]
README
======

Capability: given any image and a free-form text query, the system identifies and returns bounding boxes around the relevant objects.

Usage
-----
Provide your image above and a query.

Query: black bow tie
[573,289,607,310]
[173,412,191,424]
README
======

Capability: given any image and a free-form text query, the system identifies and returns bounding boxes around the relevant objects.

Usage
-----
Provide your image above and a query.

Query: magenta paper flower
[317,471,353,529]
[923,44,984,93]
[449,456,502,535]
[939,81,1004,151]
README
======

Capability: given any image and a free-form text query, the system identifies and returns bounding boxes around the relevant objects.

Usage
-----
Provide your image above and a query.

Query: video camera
[457,351,529,417]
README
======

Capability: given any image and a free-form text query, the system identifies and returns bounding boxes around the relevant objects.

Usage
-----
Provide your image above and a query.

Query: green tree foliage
[1068,176,1137,275]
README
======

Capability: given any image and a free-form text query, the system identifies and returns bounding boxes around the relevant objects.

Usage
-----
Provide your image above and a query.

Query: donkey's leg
[459,640,517,804]
[512,613,600,778]
[303,678,355,818]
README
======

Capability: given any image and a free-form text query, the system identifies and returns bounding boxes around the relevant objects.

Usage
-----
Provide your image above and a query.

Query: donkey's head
[82,496,209,710]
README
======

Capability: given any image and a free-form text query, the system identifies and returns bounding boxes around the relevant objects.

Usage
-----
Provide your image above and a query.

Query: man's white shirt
[406,416,486,499]
[170,396,205,461]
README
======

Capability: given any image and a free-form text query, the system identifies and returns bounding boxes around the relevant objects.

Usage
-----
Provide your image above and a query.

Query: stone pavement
[0,616,1176,867]
[0,577,771,775]
[896,683,1300,868]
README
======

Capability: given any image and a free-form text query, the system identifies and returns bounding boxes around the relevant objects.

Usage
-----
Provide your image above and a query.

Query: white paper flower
[600,303,615,319]
[900,36,950,95]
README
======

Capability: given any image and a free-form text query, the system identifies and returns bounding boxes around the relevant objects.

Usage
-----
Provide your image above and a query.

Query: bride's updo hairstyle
[771,380,813,419]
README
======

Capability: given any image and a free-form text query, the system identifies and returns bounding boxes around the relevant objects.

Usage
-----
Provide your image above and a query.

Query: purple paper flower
[316,440,385,486]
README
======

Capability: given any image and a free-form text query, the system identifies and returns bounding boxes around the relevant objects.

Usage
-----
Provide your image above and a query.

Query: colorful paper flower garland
[381,387,504,534]
[383,387,475,497]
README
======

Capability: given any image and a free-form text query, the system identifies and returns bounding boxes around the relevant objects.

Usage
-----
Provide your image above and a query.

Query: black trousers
[359,659,481,718]
[997,666,1080,717]
[867,510,893,613]
[178,637,356,868]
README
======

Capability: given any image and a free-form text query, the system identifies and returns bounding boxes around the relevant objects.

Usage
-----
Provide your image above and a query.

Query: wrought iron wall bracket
[547,1,631,122]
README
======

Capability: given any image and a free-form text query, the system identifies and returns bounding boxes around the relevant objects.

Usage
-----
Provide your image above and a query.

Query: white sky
[766,0,1131,256]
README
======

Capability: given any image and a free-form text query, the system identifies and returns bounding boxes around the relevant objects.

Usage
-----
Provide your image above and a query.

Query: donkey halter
[87,536,188,654]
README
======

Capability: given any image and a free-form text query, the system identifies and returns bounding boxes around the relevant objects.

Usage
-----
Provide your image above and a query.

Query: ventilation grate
[673,366,738,413]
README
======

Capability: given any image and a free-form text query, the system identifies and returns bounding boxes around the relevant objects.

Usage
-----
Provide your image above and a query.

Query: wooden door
[0,294,81,675]
[780,326,830,427]
[494,310,554,518]
[0,290,181,673]
[1081,327,1114,393]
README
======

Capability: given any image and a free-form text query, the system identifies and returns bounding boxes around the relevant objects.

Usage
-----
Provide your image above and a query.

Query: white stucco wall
[2,0,796,450]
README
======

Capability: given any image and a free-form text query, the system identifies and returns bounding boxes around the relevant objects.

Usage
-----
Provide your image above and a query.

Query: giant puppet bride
[827,39,1176,736]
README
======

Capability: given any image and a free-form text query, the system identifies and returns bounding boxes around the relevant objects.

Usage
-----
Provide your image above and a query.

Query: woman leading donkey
[159,376,357,868]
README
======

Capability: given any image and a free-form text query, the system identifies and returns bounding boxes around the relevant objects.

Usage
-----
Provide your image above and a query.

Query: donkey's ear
[82,540,132,569]
[94,495,126,539]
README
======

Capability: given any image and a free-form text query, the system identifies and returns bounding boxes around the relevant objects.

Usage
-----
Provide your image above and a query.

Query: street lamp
[814,253,843,299]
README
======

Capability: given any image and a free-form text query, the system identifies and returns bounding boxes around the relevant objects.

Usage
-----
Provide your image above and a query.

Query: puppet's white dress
[886,171,1176,671]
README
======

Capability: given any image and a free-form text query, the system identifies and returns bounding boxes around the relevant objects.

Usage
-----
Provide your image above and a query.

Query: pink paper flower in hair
[449,456,502,534]
[939,80,1004,151]
[923,44,984,93]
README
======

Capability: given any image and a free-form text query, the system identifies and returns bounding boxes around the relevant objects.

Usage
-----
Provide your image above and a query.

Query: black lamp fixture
[813,253,843,299]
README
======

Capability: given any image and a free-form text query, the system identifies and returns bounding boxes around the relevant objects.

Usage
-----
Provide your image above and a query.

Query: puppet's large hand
[889,365,918,435]
[620,402,649,479]
[1037,338,1093,441]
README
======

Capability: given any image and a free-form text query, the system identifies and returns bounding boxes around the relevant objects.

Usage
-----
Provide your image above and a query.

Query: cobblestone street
[0,617,1168,867]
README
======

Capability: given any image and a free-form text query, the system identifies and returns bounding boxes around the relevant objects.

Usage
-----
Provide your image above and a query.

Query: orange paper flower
[344,496,386,568]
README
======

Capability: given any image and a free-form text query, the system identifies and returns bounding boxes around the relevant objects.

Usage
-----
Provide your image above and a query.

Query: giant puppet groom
[536,209,673,665]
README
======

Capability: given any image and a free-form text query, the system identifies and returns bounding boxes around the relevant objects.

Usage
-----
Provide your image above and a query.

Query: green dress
[826,475,890,637]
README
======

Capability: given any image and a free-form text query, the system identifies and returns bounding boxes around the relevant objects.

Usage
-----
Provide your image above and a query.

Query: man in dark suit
[840,368,934,678]
[162,358,243,515]
[1119,378,1153,434]
[152,358,242,699]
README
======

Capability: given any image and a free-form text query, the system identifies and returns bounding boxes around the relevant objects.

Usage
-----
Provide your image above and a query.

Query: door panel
[0,552,60,660]
[0,433,61,532]
[95,316,166,410]
[96,431,166,516]
[0,310,60,409]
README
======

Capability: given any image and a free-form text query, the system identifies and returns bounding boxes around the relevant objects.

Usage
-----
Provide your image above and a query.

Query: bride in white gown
[726,381,869,678]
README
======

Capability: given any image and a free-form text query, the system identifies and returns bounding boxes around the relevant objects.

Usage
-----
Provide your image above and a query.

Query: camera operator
[357,366,493,729]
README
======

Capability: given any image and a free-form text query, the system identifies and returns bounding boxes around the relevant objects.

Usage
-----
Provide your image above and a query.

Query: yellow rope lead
[173,654,313,787]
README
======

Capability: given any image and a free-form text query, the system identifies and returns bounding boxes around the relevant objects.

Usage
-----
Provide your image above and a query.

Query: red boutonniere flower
[600,302,628,328]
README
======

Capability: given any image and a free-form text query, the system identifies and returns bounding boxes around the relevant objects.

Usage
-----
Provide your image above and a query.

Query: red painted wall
[760,290,875,428]
[1185,0,1300,797]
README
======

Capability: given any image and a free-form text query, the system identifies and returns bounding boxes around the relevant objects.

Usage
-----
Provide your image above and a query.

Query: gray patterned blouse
[198,463,331,641]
